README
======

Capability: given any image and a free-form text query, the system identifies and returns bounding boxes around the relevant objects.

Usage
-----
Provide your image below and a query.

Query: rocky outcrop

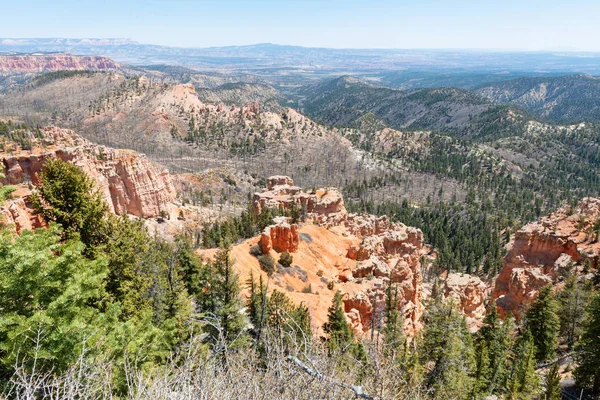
[1,127,176,221]
[0,54,119,75]
[259,217,299,254]
[494,198,600,317]
[444,273,490,330]
[253,176,347,224]
[202,178,426,337]
[0,196,46,233]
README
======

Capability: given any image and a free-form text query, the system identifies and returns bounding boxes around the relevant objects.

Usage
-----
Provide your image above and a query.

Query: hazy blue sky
[1,0,598,50]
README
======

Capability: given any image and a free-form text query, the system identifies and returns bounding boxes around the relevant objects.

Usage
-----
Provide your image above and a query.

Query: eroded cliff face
[0,54,119,74]
[444,273,490,330]
[1,127,176,231]
[202,176,425,337]
[494,198,600,317]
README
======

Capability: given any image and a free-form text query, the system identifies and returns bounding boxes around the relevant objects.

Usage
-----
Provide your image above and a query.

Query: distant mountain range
[3,39,600,78]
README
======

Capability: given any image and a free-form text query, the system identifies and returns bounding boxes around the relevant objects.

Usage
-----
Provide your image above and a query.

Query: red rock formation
[444,273,490,330]
[342,221,424,336]
[0,54,119,74]
[0,196,46,233]
[494,198,600,317]
[1,127,176,220]
[253,176,347,224]
[207,179,426,337]
[259,217,300,254]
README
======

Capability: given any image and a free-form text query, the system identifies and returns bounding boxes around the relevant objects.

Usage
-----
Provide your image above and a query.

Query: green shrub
[259,254,275,275]
[279,251,293,268]
[250,245,262,257]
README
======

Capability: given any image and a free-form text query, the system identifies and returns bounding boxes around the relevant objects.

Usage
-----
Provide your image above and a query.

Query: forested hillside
[476,74,600,124]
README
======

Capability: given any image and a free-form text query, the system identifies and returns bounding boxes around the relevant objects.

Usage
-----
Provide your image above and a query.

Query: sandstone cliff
[494,198,600,317]
[1,127,176,231]
[444,273,490,330]
[0,54,119,75]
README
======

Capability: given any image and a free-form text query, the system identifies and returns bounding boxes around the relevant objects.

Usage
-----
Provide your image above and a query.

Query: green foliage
[198,246,248,348]
[258,254,276,276]
[383,281,404,359]
[201,203,281,248]
[0,172,15,205]
[0,120,39,150]
[525,284,560,362]
[557,274,591,348]
[31,70,99,87]
[249,244,262,257]
[0,226,108,373]
[278,251,293,268]
[543,362,562,400]
[323,291,353,354]
[475,303,514,396]
[0,162,197,388]
[420,295,475,399]
[574,291,600,393]
[246,271,267,337]
[349,199,504,274]
[31,158,108,253]
[506,328,540,399]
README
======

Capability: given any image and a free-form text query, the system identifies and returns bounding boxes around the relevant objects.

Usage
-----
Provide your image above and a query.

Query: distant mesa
[0,53,120,75]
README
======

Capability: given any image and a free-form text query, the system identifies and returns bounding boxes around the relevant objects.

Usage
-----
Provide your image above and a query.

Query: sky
[1,0,599,51]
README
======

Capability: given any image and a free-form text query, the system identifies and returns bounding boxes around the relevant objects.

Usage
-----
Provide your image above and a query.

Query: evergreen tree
[0,226,107,373]
[525,284,560,362]
[290,302,312,352]
[477,303,513,394]
[323,291,353,353]
[31,158,108,253]
[557,274,590,348]
[420,296,476,399]
[543,362,562,400]
[473,340,491,397]
[506,328,540,399]
[202,246,248,348]
[383,280,404,359]
[574,291,600,392]
[175,236,203,298]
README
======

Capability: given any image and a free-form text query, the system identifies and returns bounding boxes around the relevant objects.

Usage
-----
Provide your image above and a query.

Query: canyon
[2,124,599,338]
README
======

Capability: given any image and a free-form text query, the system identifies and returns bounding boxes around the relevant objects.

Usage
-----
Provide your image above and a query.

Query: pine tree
[526,284,560,362]
[478,302,513,394]
[506,328,540,399]
[323,291,353,353]
[0,226,107,373]
[473,340,491,397]
[31,158,108,254]
[421,297,476,399]
[175,236,203,297]
[203,246,248,348]
[290,302,312,351]
[557,274,590,348]
[383,280,404,359]
[543,362,562,400]
[574,291,600,392]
